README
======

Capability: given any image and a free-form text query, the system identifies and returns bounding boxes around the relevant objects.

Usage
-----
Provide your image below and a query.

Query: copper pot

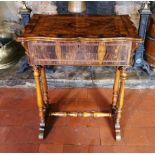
[0,32,24,69]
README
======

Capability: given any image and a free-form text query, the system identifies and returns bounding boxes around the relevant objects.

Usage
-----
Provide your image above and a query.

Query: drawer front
[27,40,133,66]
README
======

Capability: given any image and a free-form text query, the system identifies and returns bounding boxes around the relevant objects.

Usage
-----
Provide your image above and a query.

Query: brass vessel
[0,32,24,69]
[68,1,86,13]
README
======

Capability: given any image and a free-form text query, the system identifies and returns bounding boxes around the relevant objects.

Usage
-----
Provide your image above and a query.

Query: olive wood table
[17,14,142,141]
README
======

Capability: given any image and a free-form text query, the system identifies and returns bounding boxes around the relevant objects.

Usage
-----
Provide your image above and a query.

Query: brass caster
[115,122,121,141]
[38,132,44,140]
[116,132,121,141]
[38,122,45,140]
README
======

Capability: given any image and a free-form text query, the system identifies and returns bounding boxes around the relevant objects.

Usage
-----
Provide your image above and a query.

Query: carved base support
[33,65,46,140]
[112,96,117,115]
[50,112,112,118]
[40,66,49,106]
[113,67,127,141]
[33,64,127,141]
[112,67,120,115]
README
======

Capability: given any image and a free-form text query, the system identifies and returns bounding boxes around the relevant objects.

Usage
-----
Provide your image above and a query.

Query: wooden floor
[0,88,155,153]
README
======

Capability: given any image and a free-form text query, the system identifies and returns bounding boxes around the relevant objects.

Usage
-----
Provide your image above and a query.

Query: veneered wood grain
[26,40,134,66]
[17,14,141,41]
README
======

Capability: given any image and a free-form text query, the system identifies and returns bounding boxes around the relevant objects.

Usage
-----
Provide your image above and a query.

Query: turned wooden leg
[40,66,49,109]
[33,66,45,139]
[114,67,127,141]
[112,67,120,114]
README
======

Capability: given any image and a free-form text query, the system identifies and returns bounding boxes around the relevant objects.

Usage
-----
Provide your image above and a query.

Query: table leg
[114,67,127,141]
[40,66,49,109]
[33,65,45,139]
[112,67,120,114]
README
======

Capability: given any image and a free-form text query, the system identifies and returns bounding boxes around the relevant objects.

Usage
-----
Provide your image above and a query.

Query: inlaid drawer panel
[27,40,133,66]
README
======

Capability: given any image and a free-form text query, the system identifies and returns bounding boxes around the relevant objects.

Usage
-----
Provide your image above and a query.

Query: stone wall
[0,1,142,29]
[0,1,57,22]
[0,1,57,34]
[0,2,21,22]
[26,1,57,15]
[115,1,142,29]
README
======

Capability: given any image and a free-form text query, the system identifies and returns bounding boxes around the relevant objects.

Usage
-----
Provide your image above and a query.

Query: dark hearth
[56,1,115,15]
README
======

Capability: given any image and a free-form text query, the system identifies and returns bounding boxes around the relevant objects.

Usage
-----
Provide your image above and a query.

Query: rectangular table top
[17,14,142,67]
[17,14,141,42]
